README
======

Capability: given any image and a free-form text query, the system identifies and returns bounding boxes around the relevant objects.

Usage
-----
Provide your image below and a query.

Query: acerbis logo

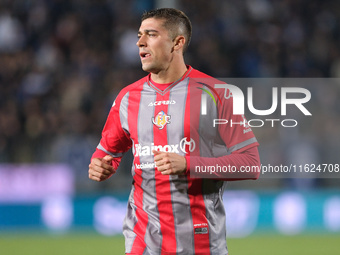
[134,137,196,157]
[148,100,176,106]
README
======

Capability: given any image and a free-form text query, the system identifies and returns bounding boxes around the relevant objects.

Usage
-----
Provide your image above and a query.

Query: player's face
[137,18,175,74]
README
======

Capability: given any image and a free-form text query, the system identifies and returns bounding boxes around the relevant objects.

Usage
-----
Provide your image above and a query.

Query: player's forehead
[138,18,167,34]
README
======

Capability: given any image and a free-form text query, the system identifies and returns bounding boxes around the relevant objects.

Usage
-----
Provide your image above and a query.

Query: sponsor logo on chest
[134,137,196,157]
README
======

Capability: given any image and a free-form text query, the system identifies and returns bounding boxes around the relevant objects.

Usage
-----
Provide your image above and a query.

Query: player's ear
[173,35,185,52]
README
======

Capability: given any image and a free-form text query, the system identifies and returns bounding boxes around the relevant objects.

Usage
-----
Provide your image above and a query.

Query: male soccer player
[89,8,260,255]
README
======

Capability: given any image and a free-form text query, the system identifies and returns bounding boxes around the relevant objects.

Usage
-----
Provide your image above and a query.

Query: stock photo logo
[195,80,312,128]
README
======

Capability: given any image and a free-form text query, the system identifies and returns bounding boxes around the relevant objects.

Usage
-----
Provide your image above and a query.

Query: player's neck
[150,61,188,84]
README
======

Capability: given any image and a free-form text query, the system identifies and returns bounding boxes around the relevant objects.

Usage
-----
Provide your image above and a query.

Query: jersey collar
[147,65,193,95]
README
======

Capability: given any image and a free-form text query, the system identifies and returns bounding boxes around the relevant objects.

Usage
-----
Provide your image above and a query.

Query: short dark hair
[141,8,192,52]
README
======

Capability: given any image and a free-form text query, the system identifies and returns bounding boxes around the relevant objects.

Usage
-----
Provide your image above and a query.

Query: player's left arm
[185,85,261,180]
[152,145,260,179]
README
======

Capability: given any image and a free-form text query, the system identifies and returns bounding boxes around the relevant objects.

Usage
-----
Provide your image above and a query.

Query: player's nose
[136,35,146,47]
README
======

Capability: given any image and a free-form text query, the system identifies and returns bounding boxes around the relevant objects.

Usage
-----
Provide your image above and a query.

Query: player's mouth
[140,52,151,60]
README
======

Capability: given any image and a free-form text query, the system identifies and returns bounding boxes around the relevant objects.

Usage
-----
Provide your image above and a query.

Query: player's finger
[89,172,103,182]
[155,158,166,168]
[90,161,108,172]
[89,169,111,181]
[90,158,103,167]
[157,163,171,172]
[154,153,171,164]
[89,173,108,182]
[152,150,164,161]
[160,169,172,175]
[89,160,111,171]
[90,159,113,172]
[103,155,114,163]
[89,166,112,176]
[154,159,164,167]
[153,150,162,155]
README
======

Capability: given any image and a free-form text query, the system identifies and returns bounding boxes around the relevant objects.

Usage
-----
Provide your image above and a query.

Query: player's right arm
[89,89,132,181]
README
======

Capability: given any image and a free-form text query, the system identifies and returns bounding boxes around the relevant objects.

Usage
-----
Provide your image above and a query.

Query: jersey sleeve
[187,84,260,180]
[216,87,259,153]
[92,91,132,170]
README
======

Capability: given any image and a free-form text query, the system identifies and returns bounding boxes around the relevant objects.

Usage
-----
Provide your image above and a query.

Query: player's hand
[153,150,187,175]
[88,155,116,182]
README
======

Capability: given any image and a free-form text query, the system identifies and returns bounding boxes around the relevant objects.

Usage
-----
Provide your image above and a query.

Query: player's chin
[141,64,151,72]
[141,62,158,73]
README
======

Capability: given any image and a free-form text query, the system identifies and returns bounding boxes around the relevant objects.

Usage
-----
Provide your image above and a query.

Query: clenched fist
[88,155,116,182]
[153,150,187,175]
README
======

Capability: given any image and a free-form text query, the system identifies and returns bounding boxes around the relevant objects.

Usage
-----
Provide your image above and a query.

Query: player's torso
[120,75,229,255]
[121,78,194,178]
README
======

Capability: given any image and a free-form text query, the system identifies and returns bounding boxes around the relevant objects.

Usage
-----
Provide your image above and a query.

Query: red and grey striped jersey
[92,66,260,255]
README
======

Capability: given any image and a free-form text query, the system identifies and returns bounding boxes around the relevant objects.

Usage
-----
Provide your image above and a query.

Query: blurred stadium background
[0,0,339,254]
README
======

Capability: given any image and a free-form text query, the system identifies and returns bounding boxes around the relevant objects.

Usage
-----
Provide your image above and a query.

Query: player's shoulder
[115,76,147,99]
[111,76,147,108]
[189,67,224,83]
[121,76,148,94]
[189,67,213,78]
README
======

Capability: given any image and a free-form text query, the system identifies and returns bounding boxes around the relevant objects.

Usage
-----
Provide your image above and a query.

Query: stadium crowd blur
[0,0,339,192]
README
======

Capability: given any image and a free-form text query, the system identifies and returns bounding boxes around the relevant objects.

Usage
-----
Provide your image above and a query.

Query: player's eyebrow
[138,29,159,35]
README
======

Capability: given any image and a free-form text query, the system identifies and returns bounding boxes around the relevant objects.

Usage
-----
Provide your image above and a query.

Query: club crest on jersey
[152,111,171,129]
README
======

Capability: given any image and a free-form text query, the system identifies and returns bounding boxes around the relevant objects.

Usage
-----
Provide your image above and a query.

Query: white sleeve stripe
[96,143,124,157]
[227,137,258,153]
